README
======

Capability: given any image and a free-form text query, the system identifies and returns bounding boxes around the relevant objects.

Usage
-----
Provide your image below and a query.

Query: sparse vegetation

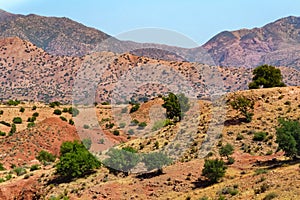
[229,95,254,122]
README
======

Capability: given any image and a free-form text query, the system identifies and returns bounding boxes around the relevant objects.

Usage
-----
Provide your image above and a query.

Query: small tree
[202,159,227,183]
[12,117,22,124]
[219,143,234,158]
[276,118,300,159]
[82,138,92,150]
[249,65,285,89]
[162,93,190,121]
[142,152,172,173]
[103,147,140,176]
[229,95,254,122]
[55,141,101,179]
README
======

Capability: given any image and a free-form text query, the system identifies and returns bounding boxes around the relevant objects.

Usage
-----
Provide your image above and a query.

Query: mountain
[202,16,300,67]
[0,10,110,56]
[2,10,300,68]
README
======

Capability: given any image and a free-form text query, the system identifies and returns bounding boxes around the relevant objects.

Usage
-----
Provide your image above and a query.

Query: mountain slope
[202,16,300,67]
[0,10,110,56]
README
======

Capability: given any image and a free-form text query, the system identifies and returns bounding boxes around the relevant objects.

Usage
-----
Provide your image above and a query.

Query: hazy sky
[0,0,299,47]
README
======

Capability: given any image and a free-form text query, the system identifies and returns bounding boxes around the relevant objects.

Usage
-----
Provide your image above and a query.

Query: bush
[82,138,92,150]
[19,107,25,113]
[14,167,26,176]
[69,119,74,125]
[263,192,278,200]
[253,132,267,141]
[55,141,101,179]
[113,130,120,136]
[0,163,5,170]
[248,65,285,89]
[27,122,35,128]
[9,123,16,135]
[7,100,20,106]
[60,116,67,122]
[141,152,172,172]
[129,103,140,113]
[49,101,61,108]
[62,108,68,112]
[162,93,190,121]
[68,107,79,117]
[227,157,235,165]
[0,131,6,136]
[13,117,22,124]
[0,121,10,127]
[0,110,3,115]
[36,150,56,163]
[130,119,139,126]
[202,159,227,183]
[103,148,139,175]
[32,112,39,117]
[83,124,90,129]
[219,143,234,158]
[138,122,147,129]
[32,105,37,110]
[30,164,40,171]
[229,95,254,122]
[53,109,62,115]
[276,118,300,158]
[27,116,36,122]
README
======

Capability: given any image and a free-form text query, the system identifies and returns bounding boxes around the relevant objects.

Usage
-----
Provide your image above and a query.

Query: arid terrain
[0,9,300,200]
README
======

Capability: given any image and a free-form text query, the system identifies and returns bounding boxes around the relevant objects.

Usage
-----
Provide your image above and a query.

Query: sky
[0,0,299,47]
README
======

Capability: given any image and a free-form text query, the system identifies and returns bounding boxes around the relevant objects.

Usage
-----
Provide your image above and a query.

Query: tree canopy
[276,119,300,159]
[162,93,190,121]
[202,159,227,183]
[55,141,101,179]
[248,64,286,89]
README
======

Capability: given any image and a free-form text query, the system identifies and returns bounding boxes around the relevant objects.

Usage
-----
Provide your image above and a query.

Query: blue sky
[0,0,299,47]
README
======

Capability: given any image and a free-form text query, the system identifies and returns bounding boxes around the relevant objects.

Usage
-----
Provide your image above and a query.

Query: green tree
[9,123,16,136]
[249,65,286,89]
[12,117,22,124]
[219,143,234,158]
[276,119,300,159]
[55,141,101,179]
[142,152,172,173]
[162,93,190,121]
[82,138,92,150]
[229,95,254,122]
[103,147,140,176]
[202,159,227,183]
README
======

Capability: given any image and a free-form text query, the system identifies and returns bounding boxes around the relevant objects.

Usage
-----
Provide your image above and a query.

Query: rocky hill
[202,16,300,67]
[0,37,299,103]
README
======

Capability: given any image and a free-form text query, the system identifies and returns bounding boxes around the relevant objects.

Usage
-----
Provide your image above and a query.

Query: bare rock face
[202,16,300,67]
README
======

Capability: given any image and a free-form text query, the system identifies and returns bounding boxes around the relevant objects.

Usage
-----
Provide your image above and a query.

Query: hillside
[0,87,299,199]
[0,37,300,104]
[203,16,300,67]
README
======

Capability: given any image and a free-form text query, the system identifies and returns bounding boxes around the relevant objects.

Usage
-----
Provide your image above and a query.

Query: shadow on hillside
[253,158,300,170]
[192,178,212,189]
[135,169,164,180]
[46,170,96,185]
[224,118,246,126]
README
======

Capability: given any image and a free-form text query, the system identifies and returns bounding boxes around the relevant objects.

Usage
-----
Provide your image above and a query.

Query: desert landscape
[0,2,300,200]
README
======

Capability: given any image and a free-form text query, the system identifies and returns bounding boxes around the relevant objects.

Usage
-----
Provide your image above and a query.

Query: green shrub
[83,124,90,129]
[130,119,139,126]
[219,143,234,158]
[60,116,67,122]
[162,93,190,121]
[13,117,22,124]
[9,123,16,135]
[19,107,25,113]
[141,152,172,172]
[32,112,39,117]
[7,100,20,106]
[0,121,10,127]
[0,131,6,136]
[49,101,61,108]
[27,122,35,128]
[82,138,92,150]
[62,108,68,112]
[69,119,74,125]
[0,110,3,115]
[27,116,36,122]
[229,95,254,122]
[253,132,267,141]
[30,164,40,171]
[202,159,227,183]
[0,163,5,170]
[263,192,278,200]
[14,167,26,176]
[53,109,62,115]
[68,107,79,117]
[56,141,101,179]
[129,103,140,113]
[32,105,37,110]
[138,122,147,129]
[36,150,56,163]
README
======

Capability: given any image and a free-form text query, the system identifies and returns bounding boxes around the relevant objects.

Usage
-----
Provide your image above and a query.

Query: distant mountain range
[1,9,300,68]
